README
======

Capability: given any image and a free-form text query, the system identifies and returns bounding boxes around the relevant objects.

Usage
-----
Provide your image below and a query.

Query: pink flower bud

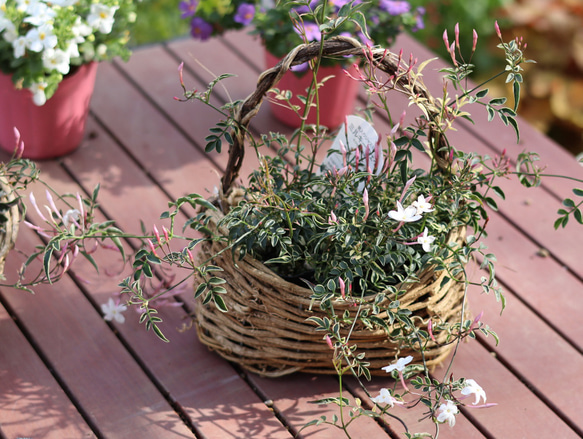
[339,277,346,299]
[153,225,162,245]
[428,319,436,342]
[472,29,478,54]
[178,62,185,87]
[494,21,502,40]
[454,23,460,49]
[442,29,450,51]
[147,239,158,257]
[187,248,195,264]
[325,334,334,349]
[363,188,370,221]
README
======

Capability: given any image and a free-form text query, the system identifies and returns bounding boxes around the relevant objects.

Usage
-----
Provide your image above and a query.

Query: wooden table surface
[0,32,582,439]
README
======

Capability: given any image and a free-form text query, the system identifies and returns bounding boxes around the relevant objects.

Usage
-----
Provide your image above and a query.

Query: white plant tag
[321,115,383,176]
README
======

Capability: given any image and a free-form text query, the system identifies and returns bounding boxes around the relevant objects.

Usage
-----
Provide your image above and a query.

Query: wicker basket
[0,177,19,277]
[193,36,467,377]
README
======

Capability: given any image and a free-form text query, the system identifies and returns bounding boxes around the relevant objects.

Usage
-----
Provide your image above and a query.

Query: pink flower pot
[0,62,98,160]
[265,51,359,129]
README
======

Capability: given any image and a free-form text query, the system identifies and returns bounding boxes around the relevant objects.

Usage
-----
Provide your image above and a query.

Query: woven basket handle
[221,35,444,196]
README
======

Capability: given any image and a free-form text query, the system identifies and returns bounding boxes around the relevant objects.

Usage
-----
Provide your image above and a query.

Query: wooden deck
[1,32,582,439]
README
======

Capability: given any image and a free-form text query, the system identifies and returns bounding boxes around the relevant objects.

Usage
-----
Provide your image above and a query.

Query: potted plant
[180,0,425,128]
[0,0,138,159]
[14,11,583,437]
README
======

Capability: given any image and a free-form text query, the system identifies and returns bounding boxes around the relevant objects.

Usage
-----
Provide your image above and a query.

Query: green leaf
[574,208,583,224]
[475,88,489,99]
[563,198,576,208]
[194,282,207,298]
[491,186,505,200]
[213,294,228,312]
[573,188,583,197]
[513,81,521,111]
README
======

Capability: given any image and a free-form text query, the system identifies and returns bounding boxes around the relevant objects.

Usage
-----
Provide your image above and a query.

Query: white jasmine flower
[101,298,127,323]
[461,379,487,405]
[87,3,119,34]
[26,23,58,52]
[417,227,436,252]
[412,194,434,215]
[371,388,401,407]
[382,355,413,373]
[388,201,422,222]
[42,48,70,74]
[62,209,81,228]
[16,0,40,13]
[29,81,48,106]
[436,400,458,427]
[65,40,80,58]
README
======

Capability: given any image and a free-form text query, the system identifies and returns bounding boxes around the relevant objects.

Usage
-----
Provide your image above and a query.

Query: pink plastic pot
[0,62,98,160]
[265,51,359,129]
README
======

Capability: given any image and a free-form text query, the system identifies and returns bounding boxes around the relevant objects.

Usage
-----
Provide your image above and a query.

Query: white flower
[16,0,40,13]
[417,227,436,252]
[62,209,81,228]
[461,379,487,405]
[65,40,80,58]
[101,298,127,323]
[12,35,28,58]
[371,388,400,407]
[436,400,458,427]
[388,201,422,222]
[26,23,58,52]
[42,48,70,74]
[71,16,92,42]
[412,194,434,215]
[87,3,119,34]
[382,355,413,373]
[96,43,107,57]
[1,18,18,42]
[29,81,48,106]
[23,2,56,26]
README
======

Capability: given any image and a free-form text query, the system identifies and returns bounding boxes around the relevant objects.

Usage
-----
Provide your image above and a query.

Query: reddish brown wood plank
[0,303,95,438]
[2,226,195,438]
[63,71,295,437]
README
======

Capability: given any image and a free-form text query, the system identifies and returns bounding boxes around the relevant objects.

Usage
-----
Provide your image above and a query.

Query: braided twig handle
[221,35,443,196]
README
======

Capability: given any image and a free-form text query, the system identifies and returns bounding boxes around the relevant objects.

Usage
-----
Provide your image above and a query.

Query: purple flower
[379,0,411,15]
[234,3,255,26]
[412,7,425,31]
[178,0,198,19]
[295,21,321,42]
[190,17,213,41]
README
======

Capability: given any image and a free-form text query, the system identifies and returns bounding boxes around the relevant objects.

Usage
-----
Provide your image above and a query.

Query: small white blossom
[412,194,434,215]
[87,3,119,34]
[29,81,48,105]
[26,23,58,52]
[388,201,422,222]
[101,298,127,323]
[382,355,413,373]
[42,47,70,74]
[71,16,92,42]
[371,388,400,407]
[461,379,487,405]
[436,400,458,427]
[12,35,28,58]
[417,227,436,252]
[23,2,56,26]
[1,18,18,42]
[62,209,81,228]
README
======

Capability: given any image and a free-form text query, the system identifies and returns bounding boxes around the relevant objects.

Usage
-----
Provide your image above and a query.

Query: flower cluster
[0,0,138,105]
[180,0,425,63]
[373,356,491,429]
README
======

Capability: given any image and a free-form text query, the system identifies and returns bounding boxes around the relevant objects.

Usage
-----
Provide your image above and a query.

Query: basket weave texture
[0,177,19,277]
[193,36,467,377]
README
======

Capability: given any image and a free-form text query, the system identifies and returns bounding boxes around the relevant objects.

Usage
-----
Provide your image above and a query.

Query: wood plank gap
[474,334,583,438]
[109,57,225,175]
[24,160,203,438]
[0,291,102,437]
[231,364,300,437]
